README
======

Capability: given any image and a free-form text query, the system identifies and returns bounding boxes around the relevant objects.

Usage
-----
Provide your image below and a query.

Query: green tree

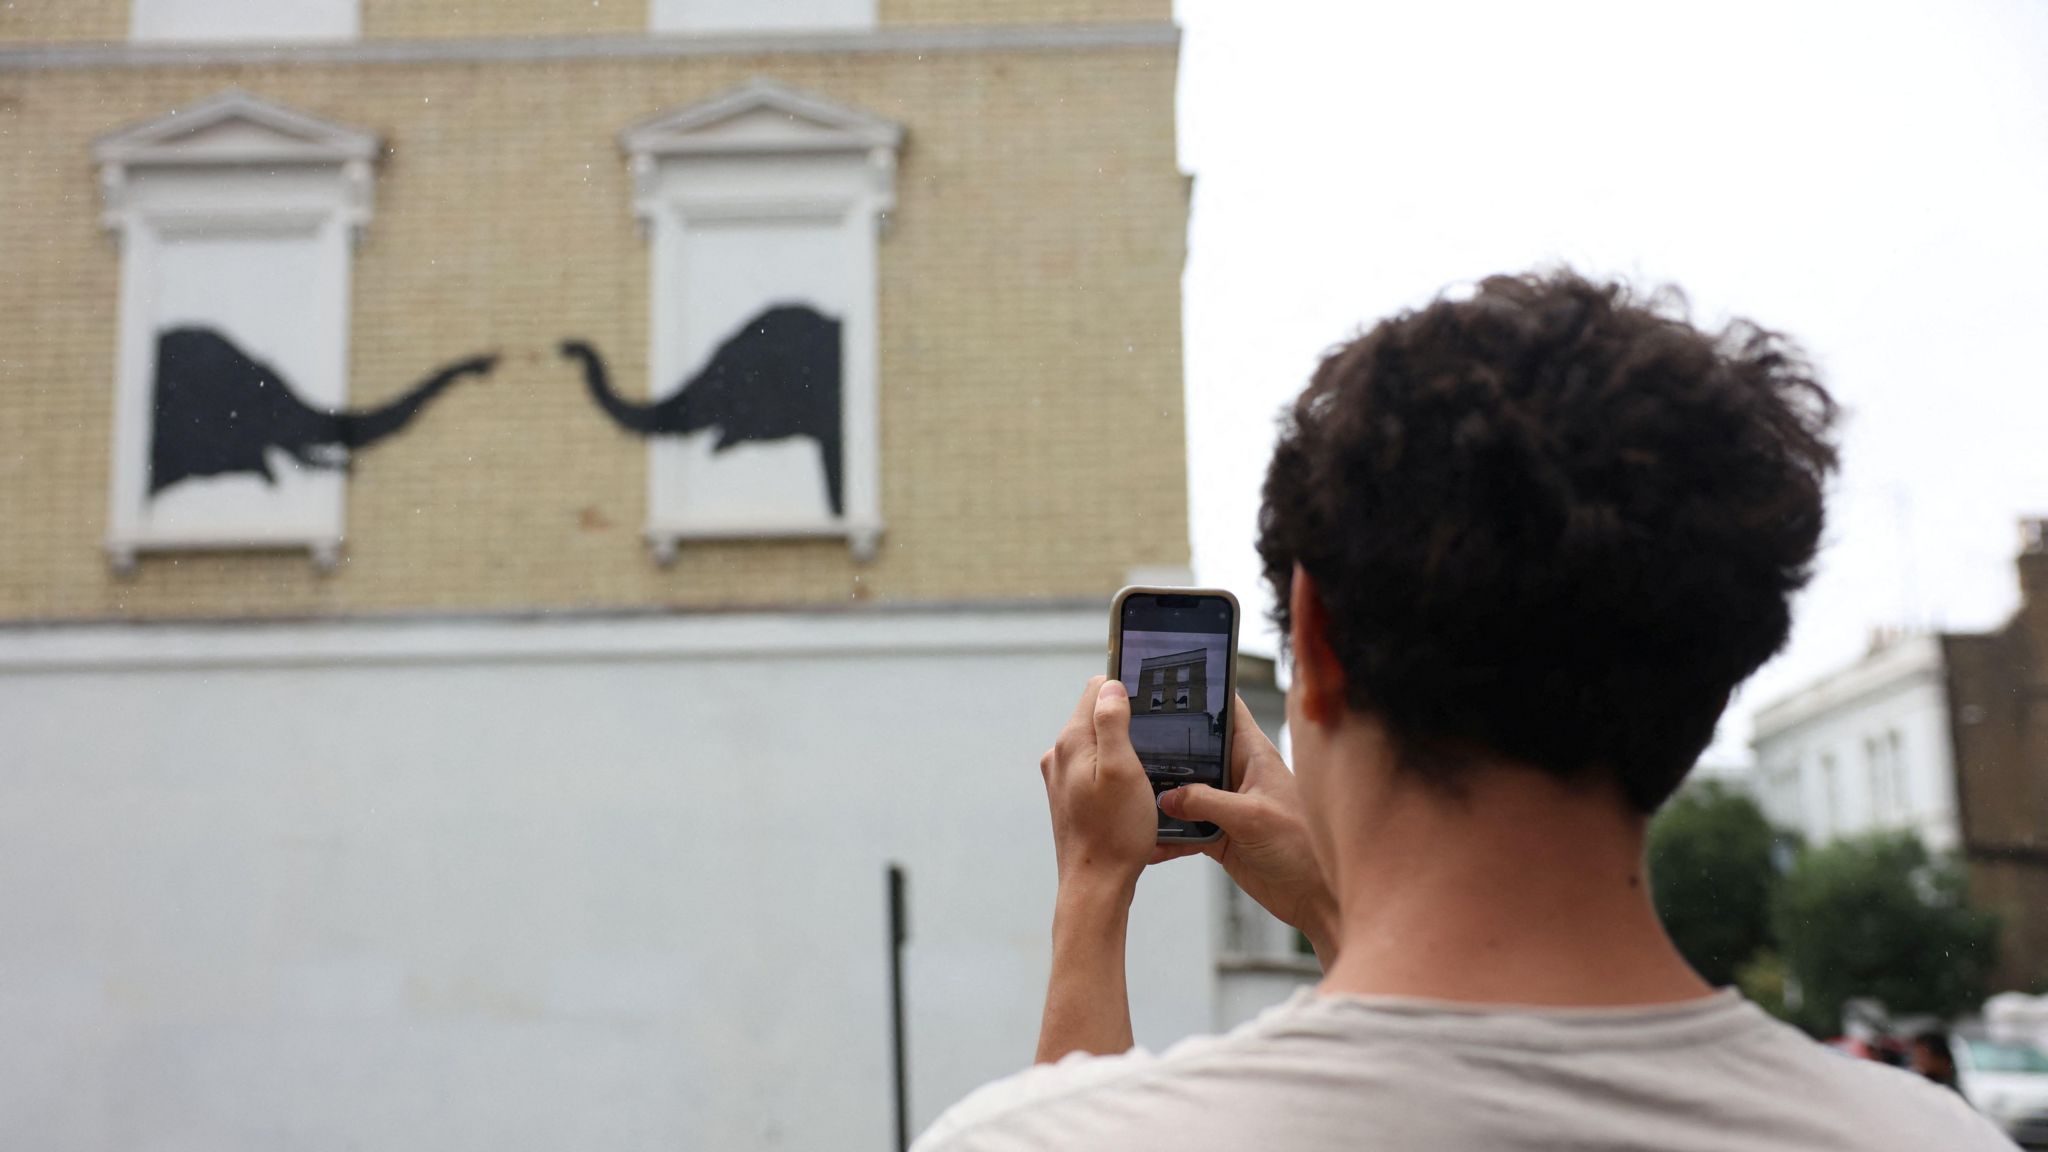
[1734,949,1793,1020]
[1772,833,2001,1035]
[1648,782,1781,986]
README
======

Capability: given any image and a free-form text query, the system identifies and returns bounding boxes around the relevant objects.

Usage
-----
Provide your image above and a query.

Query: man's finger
[1051,676,1107,770]
[1158,783,1260,834]
[1229,695,1279,790]
[1091,679,1142,785]
[1149,843,1205,866]
[1071,675,1109,729]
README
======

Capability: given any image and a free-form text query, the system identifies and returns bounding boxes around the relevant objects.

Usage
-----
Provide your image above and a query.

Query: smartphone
[1107,586,1240,843]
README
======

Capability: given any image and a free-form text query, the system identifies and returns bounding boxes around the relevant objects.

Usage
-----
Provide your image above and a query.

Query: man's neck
[1315,756,1713,1008]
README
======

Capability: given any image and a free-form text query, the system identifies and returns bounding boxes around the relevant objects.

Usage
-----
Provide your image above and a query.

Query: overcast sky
[1176,0,2048,763]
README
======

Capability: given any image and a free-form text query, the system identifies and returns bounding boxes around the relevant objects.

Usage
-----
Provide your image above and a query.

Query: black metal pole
[888,862,910,1152]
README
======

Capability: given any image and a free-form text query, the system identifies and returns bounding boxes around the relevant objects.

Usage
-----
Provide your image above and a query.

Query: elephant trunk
[332,353,497,449]
[561,340,668,434]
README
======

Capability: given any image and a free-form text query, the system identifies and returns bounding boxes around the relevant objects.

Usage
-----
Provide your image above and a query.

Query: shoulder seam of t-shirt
[1307,986,1743,1020]
[913,1052,1149,1150]
[922,1001,1777,1148]
[920,1000,2003,1151]
[1274,989,1780,1053]
[920,1044,1285,1149]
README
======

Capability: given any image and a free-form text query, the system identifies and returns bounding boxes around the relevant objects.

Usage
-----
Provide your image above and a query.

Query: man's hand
[1032,675,1156,1063]
[1156,696,1340,963]
[1040,676,1157,893]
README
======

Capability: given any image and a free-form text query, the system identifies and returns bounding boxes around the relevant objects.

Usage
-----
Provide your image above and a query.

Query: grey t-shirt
[913,989,2013,1151]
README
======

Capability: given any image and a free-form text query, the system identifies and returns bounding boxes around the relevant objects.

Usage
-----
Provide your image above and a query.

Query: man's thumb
[1091,680,1139,772]
[1159,783,1254,830]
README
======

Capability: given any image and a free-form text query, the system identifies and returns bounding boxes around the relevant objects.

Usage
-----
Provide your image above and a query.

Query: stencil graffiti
[150,326,496,495]
[561,303,844,517]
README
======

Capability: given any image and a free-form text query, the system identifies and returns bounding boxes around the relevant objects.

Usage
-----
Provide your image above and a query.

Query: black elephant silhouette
[149,326,496,495]
[561,303,844,517]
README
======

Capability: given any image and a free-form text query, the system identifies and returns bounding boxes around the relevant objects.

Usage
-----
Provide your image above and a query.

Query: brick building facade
[1758,522,2048,993]
[1946,520,2048,991]
[0,7,1207,1149]
[0,2,1187,619]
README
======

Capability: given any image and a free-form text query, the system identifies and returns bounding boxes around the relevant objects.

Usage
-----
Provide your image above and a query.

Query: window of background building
[1887,729,1908,819]
[132,0,359,42]
[1866,735,1889,823]
[1767,760,1804,828]
[1821,752,1840,838]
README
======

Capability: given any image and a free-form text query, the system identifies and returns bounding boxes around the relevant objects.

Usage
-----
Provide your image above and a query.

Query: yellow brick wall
[0,1,126,44]
[0,45,1189,620]
[878,0,1169,25]
[360,0,641,40]
[0,1,1171,44]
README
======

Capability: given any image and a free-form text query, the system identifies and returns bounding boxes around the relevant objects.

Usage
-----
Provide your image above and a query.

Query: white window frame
[621,80,901,564]
[649,0,875,35]
[132,0,360,43]
[94,90,377,572]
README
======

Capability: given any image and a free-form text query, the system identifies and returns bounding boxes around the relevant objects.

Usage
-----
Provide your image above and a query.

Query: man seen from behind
[915,270,2014,1151]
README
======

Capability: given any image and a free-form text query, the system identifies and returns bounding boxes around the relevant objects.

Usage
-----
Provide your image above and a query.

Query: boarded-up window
[95,92,379,570]
[620,81,901,563]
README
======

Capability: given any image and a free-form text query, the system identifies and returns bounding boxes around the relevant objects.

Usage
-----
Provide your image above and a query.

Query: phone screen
[1113,590,1237,840]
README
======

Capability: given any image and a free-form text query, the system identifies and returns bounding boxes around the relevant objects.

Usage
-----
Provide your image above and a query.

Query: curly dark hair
[1258,270,1838,812]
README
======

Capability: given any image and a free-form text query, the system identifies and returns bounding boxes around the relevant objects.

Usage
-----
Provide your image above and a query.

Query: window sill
[644,520,883,564]
[106,532,344,575]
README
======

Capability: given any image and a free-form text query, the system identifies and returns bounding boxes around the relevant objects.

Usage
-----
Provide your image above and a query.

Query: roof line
[0,21,1177,71]
[0,595,1106,634]
[1137,647,1207,663]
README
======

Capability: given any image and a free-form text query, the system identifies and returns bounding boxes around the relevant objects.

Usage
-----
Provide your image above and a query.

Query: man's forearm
[1034,876,1137,1064]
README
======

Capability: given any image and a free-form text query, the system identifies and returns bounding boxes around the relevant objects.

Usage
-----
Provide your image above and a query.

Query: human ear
[1289,565,1348,728]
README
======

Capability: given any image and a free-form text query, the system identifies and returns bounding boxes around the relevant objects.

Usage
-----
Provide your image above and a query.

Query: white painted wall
[0,608,1216,1152]
[1750,634,1961,853]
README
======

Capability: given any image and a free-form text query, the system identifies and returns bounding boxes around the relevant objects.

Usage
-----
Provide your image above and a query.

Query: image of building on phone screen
[1120,630,1228,787]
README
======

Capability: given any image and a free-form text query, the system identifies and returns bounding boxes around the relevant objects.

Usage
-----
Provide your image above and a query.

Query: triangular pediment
[622,79,903,159]
[95,89,379,168]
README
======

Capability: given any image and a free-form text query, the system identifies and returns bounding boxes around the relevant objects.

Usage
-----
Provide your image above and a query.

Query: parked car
[1956,1034,2048,1147]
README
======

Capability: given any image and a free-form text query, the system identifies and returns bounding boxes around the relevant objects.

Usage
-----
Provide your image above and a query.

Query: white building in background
[1683,760,1758,798]
[1750,633,1961,852]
